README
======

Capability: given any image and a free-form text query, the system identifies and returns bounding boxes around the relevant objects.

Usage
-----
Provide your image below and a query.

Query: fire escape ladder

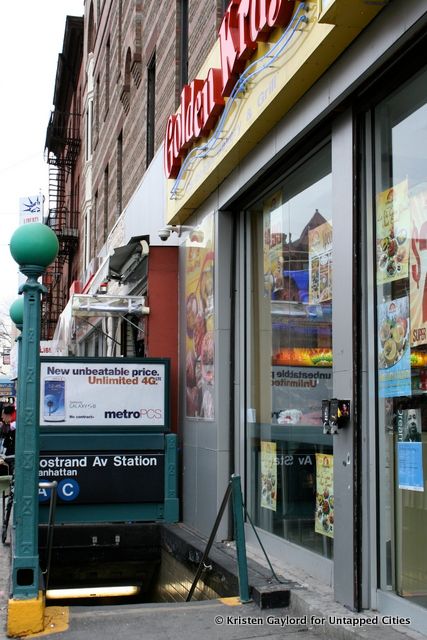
[42,110,81,339]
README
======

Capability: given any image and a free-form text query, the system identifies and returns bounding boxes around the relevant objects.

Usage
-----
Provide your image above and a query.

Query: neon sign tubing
[170,2,308,200]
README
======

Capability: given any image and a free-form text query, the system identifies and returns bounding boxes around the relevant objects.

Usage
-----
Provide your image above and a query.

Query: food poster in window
[185,213,215,419]
[410,187,427,347]
[260,441,277,511]
[376,180,410,285]
[263,191,283,299]
[315,453,334,538]
[378,296,411,398]
[308,220,332,304]
[263,207,272,297]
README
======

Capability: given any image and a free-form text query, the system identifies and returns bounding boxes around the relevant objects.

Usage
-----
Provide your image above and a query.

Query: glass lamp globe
[10,223,59,268]
[9,297,24,328]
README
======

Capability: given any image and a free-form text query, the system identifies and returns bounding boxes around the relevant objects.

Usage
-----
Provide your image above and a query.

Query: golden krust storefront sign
[163,0,385,224]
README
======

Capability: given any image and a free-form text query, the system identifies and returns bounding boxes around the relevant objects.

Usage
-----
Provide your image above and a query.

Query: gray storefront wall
[176,1,427,632]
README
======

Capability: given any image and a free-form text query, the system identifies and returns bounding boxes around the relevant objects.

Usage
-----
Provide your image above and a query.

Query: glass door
[373,66,427,605]
[245,143,334,558]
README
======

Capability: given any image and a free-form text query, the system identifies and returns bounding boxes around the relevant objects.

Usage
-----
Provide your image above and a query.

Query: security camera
[158,228,172,242]
[157,224,196,241]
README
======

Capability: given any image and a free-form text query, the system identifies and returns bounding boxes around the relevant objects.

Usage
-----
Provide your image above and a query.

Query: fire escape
[43,110,81,339]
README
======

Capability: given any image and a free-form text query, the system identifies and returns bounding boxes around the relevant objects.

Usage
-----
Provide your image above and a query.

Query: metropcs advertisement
[39,358,169,428]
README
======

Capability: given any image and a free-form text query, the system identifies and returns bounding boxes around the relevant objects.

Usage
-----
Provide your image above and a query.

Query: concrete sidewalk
[0,536,10,638]
[0,524,426,640]
[13,599,326,640]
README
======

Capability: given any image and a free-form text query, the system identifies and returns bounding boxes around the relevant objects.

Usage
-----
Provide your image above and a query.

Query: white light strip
[46,585,140,599]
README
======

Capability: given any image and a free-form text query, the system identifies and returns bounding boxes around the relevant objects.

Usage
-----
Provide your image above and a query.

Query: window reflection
[374,67,427,603]
[247,144,333,558]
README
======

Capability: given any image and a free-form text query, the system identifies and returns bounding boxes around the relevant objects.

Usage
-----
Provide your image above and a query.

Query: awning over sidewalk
[50,294,150,355]
[71,294,149,317]
[108,236,149,284]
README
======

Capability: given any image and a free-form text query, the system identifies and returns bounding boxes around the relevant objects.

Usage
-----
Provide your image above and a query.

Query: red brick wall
[86,0,221,251]
[147,246,179,433]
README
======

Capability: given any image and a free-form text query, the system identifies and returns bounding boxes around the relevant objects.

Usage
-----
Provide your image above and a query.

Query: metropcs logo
[164,0,295,179]
[104,408,162,420]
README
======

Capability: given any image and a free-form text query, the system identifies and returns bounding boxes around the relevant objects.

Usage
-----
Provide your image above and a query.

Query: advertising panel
[263,191,284,298]
[185,213,215,419]
[309,221,333,304]
[260,441,277,511]
[19,194,43,225]
[409,188,427,347]
[39,357,169,429]
[377,296,411,398]
[315,453,334,538]
[0,380,16,399]
[376,180,410,285]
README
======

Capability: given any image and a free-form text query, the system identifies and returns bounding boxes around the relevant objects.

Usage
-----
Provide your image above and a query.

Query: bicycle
[0,455,14,544]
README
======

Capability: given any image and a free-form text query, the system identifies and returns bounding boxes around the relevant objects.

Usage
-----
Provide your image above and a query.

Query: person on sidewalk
[0,405,16,474]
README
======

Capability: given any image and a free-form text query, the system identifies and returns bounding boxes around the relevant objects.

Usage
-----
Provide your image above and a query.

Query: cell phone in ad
[43,378,66,422]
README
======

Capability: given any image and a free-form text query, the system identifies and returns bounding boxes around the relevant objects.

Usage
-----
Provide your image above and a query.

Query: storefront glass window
[374,67,427,604]
[246,144,333,558]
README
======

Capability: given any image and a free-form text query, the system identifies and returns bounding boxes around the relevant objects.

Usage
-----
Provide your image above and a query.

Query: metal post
[12,267,46,598]
[9,298,24,526]
[8,223,59,636]
[39,481,58,592]
[186,481,232,602]
[164,433,179,522]
[231,474,251,603]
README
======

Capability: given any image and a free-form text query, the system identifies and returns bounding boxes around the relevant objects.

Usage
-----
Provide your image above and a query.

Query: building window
[85,98,93,161]
[117,0,123,70]
[373,65,427,604]
[93,191,98,259]
[73,180,79,232]
[146,51,156,167]
[104,165,109,242]
[246,143,333,558]
[87,2,95,54]
[105,37,110,117]
[178,0,188,90]
[84,208,91,270]
[117,131,123,219]
[95,74,100,142]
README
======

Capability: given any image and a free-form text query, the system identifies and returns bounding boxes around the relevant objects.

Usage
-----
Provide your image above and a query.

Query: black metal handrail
[39,481,58,592]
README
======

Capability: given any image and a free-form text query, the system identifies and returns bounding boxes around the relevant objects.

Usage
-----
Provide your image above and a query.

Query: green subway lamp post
[8,223,58,635]
[9,297,24,381]
[9,296,24,530]
[10,296,24,330]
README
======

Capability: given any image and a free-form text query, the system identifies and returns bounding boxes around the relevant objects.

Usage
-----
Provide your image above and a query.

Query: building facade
[45,0,427,633]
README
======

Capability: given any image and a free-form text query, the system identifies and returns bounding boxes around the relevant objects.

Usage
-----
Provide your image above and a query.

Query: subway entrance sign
[39,452,165,504]
[38,357,178,525]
